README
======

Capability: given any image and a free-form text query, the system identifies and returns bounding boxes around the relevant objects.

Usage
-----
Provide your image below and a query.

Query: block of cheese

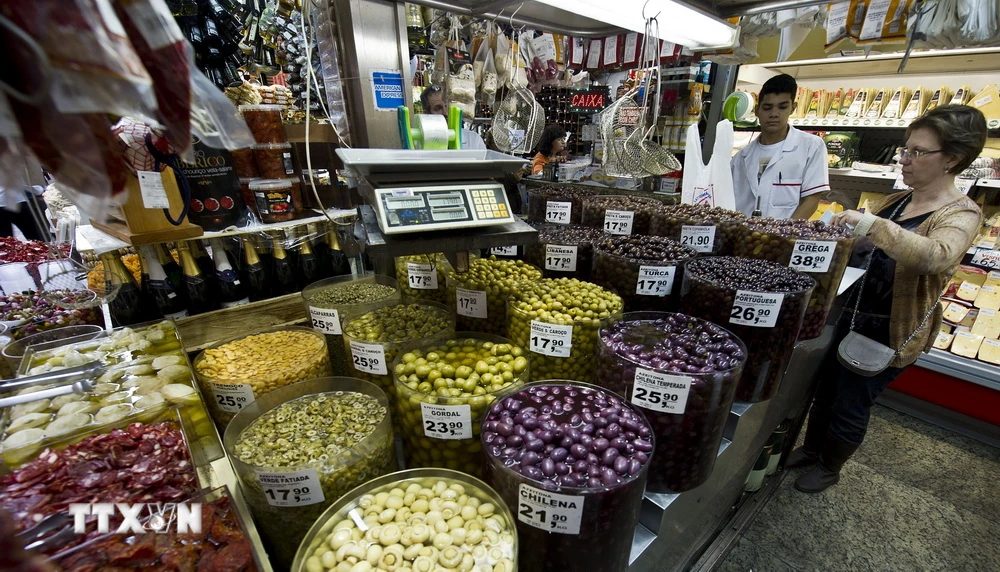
[933,330,954,350]
[925,87,952,113]
[845,89,873,118]
[806,90,824,118]
[960,308,979,328]
[971,308,1000,339]
[826,88,845,118]
[978,337,1000,365]
[949,85,973,106]
[985,271,1000,288]
[971,85,1000,119]
[957,281,982,302]
[975,285,1000,311]
[882,87,912,119]
[901,87,928,119]
[943,301,971,323]
[865,88,890,118]
[951,330,984,358]
[838,89,857,116]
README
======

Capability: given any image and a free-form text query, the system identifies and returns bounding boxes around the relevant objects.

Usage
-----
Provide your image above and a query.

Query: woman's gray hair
[906,104,988,174]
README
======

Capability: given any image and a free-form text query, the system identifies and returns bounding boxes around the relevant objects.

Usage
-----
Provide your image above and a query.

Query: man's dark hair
[536,125,567,156]
[419,85,445,112]
[760,74,797,100]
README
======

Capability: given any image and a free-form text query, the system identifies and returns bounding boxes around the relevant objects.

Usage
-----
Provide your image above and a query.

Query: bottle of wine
[101,251,147,326]
[154,243,183,291]
[136,251,164,321]
[241,236,271,302]
[202,16,224,51]
[296,234,320,286]
[271,232,298,295]
[210,238,250,308]
[139,245,190,320]
[178,242,219,314]
[189,240,217,281]
[324,226,352,277]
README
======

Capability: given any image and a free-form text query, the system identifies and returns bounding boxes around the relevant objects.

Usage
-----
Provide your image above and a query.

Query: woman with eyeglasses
[790,105,986,493]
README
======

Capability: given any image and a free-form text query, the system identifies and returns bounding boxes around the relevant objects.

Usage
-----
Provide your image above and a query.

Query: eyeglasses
[897,147,944,161]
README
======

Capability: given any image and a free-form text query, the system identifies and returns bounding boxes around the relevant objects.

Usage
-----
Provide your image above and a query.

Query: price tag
[517,484,583,535]
[210,383,255,414]
[309,307,341,335]
[420,403,472,440]
[137,171,171,209]
[680,225,716,253]
[456,288,487,319]
[544,244,578,272]
[546,201,572,224]
[603,210,634,235]
[631,368,692,414]
[529,321,573,357]
[788,240,836,273]
[491,246,518,257]
[349,341,387,375]
[636,265,675,296]
[956,178,976,195]
[730,291,784,328]
[970,249,1000,270]
[256,468,325,507]
[406,263,438,290]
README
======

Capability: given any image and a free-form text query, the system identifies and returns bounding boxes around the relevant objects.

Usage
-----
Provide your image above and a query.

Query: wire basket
[491,86,544,154]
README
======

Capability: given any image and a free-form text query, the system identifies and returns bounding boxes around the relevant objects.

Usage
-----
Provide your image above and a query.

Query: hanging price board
[679,225,716,253]
[788,240,836,273]
[545,244,578,272]
[730,291,784,328]
[456,288,487,319]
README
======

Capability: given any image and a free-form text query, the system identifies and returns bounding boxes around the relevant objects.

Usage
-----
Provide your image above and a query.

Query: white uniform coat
[731,126,830,219]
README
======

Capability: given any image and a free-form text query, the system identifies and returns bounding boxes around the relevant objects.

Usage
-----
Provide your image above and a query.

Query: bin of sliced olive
[523,224,605,280]
[393,334,529,476]
[225,377,397,569]
[292,468,517,572]
[342,302,455,411]
[446,257,542,335]
[733,218,855,340]
[302,273,400,373]
[648,203,747,255]
[507,279,623,383]
[596,312,747,492]
[525,185,600,225]
[680,257,814,402]
[395,253,475,304]
[579,195,660,236]
[591,235,697,312]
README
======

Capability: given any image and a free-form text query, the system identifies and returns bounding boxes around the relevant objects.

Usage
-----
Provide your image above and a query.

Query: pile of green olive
[447,257,542,336]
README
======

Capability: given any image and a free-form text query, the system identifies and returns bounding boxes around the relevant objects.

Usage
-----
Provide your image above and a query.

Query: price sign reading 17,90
[256,468,325,507]
[545,201,572,224]
[529,321,572,357]
[730,291,784,328]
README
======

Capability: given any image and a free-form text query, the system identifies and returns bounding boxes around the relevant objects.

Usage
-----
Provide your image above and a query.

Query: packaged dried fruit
[249,179,296,223]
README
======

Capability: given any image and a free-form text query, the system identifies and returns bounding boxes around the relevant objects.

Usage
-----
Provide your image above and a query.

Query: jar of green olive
[395,252,477,305]
[446,257,542,336]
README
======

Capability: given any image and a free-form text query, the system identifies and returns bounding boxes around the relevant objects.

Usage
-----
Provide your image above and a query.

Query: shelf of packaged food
[915,348,1000,392]
[761,47,1000,79]
[787,117,1000,130]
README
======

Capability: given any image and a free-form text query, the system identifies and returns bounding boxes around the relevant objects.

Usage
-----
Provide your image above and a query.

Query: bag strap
[848,193,946,355]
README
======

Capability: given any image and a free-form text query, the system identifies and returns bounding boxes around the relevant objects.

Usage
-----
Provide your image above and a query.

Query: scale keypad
[472,189,508,219]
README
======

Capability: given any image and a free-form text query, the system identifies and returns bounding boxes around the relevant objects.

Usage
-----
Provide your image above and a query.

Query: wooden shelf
[175,293,308,353]
[761,47,1000,79]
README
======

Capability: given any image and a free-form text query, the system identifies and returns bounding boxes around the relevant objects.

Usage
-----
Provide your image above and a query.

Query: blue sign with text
[372,71,405,110]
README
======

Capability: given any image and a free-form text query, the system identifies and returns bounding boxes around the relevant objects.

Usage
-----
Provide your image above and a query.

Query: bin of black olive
[579,195,660,236]
[525,185,600,225]
[591,235,697,312]
[680,257,815,402]
[732,218,855,340]
[596,312,747,492]
[522,224,605,280]
[446,257,542,336]
[648,203,747,255]
[482,381,654,572]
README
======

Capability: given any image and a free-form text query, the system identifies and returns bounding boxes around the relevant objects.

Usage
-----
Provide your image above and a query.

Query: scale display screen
[431,207,468,221]
[428,193,464,208]
[372,182,515,234]
[385,196,425,210]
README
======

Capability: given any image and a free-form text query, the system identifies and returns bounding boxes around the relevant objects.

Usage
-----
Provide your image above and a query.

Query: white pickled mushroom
[152,355,185,370]
[95,404,134,425]
[99,391,133,406]
[50,393,81,410]
[125,364,155,376]
[134,392,165,410]
[10,398,51,419]
[157,364,191,382]
[89,382,121,396]
[145,328,166,342]
[97,368,126,384]
[161,384,198,404]
[61,350,90,368]
[6,412,51,433]
[43,412,92,438]
[57,402,98,417]
[1,428,45,451]
[27,363,53,376]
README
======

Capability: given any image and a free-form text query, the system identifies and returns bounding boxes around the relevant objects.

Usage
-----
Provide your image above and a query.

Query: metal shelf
[790,117,1000,130]
[761,47,1000,79]
[915,348,1000,392]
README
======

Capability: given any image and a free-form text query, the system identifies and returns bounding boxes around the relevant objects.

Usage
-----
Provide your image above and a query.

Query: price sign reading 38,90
[788,240,836,273]
[730,291,784,328]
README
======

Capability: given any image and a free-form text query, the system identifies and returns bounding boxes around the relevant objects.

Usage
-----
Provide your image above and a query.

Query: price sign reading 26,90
[730,291,784,328]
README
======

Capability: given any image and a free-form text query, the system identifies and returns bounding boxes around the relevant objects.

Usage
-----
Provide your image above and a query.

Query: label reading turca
[730,291,784,328]
[788,240,836,273]
[517,484,583,535]
[420,403,472,439]
[529,321,573,357]
[349,341,387,375]
[545,244,578,272]
[256,468,325,507]
[636,266,675,296]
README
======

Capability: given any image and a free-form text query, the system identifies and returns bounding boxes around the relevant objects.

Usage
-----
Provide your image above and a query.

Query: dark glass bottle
[210,238,250,308]
[189,240,216,280]
[101,251,146,326]
[139,245,190,320]
[154,243,183,292]
[316,226,351,278]
[179,242,219,314]
[271,232,298,295]
[202,17,224,51]
[296,235,320,287]
[136,252,164,321]
[241,237,271,302]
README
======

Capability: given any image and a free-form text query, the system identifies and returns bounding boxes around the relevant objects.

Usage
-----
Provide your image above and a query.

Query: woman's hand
[832,209,863,228]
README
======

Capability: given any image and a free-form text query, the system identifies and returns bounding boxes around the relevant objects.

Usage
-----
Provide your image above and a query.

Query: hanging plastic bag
[495,32,511,87]
[478,48,498,107]
[187,67,256,151]
[681,121,735,210]
[474,31,492,89]
[531,33,560,82]
[445,47,476,120]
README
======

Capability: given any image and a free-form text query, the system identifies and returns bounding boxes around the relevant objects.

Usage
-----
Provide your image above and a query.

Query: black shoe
[785,447,819,469]
[794,433,860,494]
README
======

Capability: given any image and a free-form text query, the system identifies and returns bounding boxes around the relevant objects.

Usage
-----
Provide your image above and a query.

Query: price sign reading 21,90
[730,291,784,328]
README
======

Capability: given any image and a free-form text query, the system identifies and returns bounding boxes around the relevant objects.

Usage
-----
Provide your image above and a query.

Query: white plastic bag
[681,121,735,210]
[495,32,511,87]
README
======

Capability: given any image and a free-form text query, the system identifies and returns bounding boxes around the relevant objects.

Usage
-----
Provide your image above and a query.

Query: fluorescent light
[534,0,737,49]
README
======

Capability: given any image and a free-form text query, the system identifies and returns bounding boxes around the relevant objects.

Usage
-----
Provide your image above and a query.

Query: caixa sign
[68,502,202,534]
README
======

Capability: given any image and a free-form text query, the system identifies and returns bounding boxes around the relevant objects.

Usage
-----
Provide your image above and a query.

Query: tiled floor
[718,405,1000,572]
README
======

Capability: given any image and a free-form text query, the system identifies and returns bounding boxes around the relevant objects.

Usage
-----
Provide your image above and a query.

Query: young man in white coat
[732,74,830,219]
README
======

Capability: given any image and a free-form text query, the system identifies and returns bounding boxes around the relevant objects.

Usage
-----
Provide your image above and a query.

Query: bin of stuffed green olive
[579,195,660,236]
[732,218,855,341]
[193,326,332,428]
[341,302,455,412]
[302,273,400,374]
[292,468,517,572]
[522,224,605,280]
[395,252,476,304]
[392,334,529,476]
[446,257,542,336]
[591,235,697,313]
[506,279,623,383]
[224,376,397,569]
[648,203,747,255]
[525,185,600,225]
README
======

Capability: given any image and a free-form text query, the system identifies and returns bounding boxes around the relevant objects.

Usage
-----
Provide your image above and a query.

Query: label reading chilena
[517,484,584,535]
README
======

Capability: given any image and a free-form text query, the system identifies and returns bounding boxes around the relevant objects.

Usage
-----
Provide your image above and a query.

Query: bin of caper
[525,185,600,225]
[579,195,661,236]
[225,376,397,569]
[341,302,455,411]
[522,224,605,280]
[193,327,332,428]
[507,278,623,383]
[292,468,517,572]
[446,257,542,336]
[395,253,475,304]
[732,218,855,340]
[591,235,697,312]
[648,203,747,255]
[393,334,529,476]
[301,273,400,374]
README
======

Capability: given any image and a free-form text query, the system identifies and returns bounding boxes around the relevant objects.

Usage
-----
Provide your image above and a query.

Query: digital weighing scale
[336,149,527,236]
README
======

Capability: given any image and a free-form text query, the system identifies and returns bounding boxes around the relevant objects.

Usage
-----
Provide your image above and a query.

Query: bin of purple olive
[525,185,600,225]
[579,195,660,237]
[522,224,605,280]
[482,381,654,572]
[596,312,747,492]
[648,203,747,255]
[732,218,855,340]
[680,257,814,402]
[591,235,697,312]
